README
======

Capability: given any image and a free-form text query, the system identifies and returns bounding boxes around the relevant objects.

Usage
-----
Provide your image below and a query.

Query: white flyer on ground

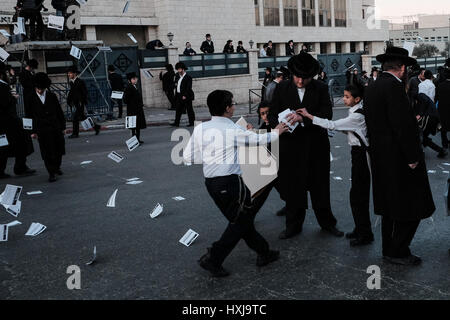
[47,15,65,31]
[70,45,82,60]
[179,229,199,247]
[0,185,22,206]
[278,109,299,133]
[127,33,138,44]
[172,196,185,201]
[80,161,93,165]
[81,117,94,130]
[126,136,140,151]
[107,189,118,208]
[150,203,163,219]
[25,223,46,236]
[125,116,137,129]
[126,180,143,185]
[111,91,124,99]
[3,200,21,217]
[0,224,8,242]
[26,191,43,195]
[86,246,97,266]
[22,118,33,130]
[0,47,10,63]
[6,220,21,227]
[108,151,124,163]
[0,134,8,147]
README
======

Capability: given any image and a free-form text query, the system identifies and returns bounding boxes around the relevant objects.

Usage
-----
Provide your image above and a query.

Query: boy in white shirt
[183,90,288,277]
[418,70,435,102]
[299,84,374,247]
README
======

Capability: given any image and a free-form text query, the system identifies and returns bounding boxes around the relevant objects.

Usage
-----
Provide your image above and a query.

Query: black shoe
[279,226,302,240]
[345,230,358,239]
[0,173,12,179]
[14,168,36,176]
[198,251,230,278]
[48,174,57,183]
[276,206,287,217]
[56,169,63,176]
[256,250,280,267]
[350,235,374,247]
[383,255,422,266]
[438,150,448,159]
[94,125,100,135]
[68,135,79,139]
[170,123,179,127]
[322,226,345,238]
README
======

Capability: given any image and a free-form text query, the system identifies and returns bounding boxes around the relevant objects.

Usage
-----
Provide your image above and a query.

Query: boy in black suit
[171,62,195,127]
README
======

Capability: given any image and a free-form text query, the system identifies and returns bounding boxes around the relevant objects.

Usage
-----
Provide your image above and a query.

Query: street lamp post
[249,40,254,49]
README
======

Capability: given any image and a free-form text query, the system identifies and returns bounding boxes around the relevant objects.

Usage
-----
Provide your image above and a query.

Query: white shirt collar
[349,101,363,114]
[384,71,402,83]
[36,89,47,103]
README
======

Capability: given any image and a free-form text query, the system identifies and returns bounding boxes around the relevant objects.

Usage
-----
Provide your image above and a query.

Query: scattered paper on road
[25,223,46,236]
[107,189,118,208]
[81,117,94,130]
[330,153,334,162]
[127,178,140,182]
[86,246,97,265]
[80,161,93,165]
[172,196,185,201]
[0,224,8,242]
[0,185,22,206]
[125,116,137,129]
[0,134,9,147]
[108,151,124,163]
[428,170,436,174]
[150,203,163,219]
[3,200,21,217]
[126,181,143,185]
[126,136,140,151]
[179,229,199,247]
[26,191,43,195]
[333,177,343,181]
[6,220,21,227]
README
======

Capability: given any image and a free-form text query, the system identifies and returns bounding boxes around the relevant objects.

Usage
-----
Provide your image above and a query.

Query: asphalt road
[1,109,450,300]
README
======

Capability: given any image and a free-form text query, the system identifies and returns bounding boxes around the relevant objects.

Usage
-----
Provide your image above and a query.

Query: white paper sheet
[25,222,46,236]
[108,151,124,163]
[126,136,140,152]
[47,15,64,31]
[150,203,163,219]
[428,170,436,174]
[13,17,26,35]
[126,181,143,185]
[26,191,43,195]
[0,134,8,147]
[143,70,154,79]
[3,200,21,217]
[107,189,118,208]
[403,41,415,57]
[111,91,124,99]
[70,45,82,60]
[333,177,343,181]
[172,196,185,201]
[86,246,97,265]
[236,117,248,130]
[6,220,21,227]
[80,161,93,165]
[123,1,130,13]
[179,229,199,247]
[0,224,8,242]
[127,33,138,44]
[22,118,33,130]
[125,116,137,129]
[127,178,140,182]
[278,109,299,133]
[0,185,22,206]
[0,47,10,63]
[81,117,94,130]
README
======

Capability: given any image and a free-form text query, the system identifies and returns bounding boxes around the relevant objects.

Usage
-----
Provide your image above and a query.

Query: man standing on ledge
[364,47,435,266]
[269,52,344,240]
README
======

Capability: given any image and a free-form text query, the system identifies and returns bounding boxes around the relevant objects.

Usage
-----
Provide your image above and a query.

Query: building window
[264,0,280,26]
[255,0,260,26]
[302,0,316,26]
[335,0,347,27]
[336,42,342,53]
[350,42,356,52]
[320,42,328,54]
[318,0,331,27]
[283,0,298,26]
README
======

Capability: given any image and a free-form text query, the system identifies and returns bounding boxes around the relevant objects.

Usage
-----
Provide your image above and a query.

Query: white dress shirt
[36,89,47,104]
[418,79,436,102]
[183,116,279,178]
[297,88,306,102]
[259,48,267,57]
[312,102,369,147]
[177,73,186,94]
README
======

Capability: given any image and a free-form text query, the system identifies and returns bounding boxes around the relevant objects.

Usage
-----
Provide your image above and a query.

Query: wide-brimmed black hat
[126,72,138,80]
[376,46,417,66]
[287,51,320,78]
[27,59,38,69]
[33,72,51,89]
[175,62,188,71]
[67,66,79,74]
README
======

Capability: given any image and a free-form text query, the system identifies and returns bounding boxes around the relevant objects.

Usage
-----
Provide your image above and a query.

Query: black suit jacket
[175,73,194,101]
[200,40,214,54]
[67,78,88,107]
[108,72,124,92]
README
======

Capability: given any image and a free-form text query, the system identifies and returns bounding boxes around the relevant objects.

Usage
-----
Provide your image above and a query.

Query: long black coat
[436,79,450,131]
[364,72,435,221]
[123,84,147,130]
[67,78,88,121]
[19,69,34,117]
[26,90,66,160]
[108,72,124,92]
[0,81,34,158]
[175,73,194,101]
[268,79,333,208]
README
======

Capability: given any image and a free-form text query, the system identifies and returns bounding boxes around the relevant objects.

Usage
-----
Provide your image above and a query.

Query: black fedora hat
[33,72,52,89]
[175,62,188,71]
[287,51,320,78]
[126,72,138,80]
[376,46,417,66]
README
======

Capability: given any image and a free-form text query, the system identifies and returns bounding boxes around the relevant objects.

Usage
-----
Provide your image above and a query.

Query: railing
[248,88,263,114]
[328,79,345,108]
[180,53,249,78]
[139,49,169,69]
[371,56,447,74]
[258,56,291,78]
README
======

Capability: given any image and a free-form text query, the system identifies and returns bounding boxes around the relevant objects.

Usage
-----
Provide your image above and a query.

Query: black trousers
[0,155,27,174]
[205,175,270,267]
[131,128,140,141]
[350,147,373,238]
[441,129,449,149]
[381,216,420,258]
[423,128,443,153]
[43,154,62,175]
[20,9,43,40]
[174,94,195,126]
[112,99,123,118]
[164,90,175,109]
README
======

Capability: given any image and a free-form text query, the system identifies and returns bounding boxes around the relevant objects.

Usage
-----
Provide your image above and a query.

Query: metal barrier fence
[180,53,249,78]
[139,49,169,69]
[371,56,447,74]
[258,56,291,78]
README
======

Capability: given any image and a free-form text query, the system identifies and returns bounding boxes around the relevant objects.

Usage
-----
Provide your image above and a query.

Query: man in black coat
[364,47,435,266]
[268,52,344,240]
[17,0,44,41]
[0,62,35,179]
[27,72,66,183]
[159,64,176,110]
[436,68,450,150]
[66,67,100,138]
[123,72,146,144]
[200,34,214,54]
[108,65,124,118]
[170,62,195,127]
[19,59,38,117]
